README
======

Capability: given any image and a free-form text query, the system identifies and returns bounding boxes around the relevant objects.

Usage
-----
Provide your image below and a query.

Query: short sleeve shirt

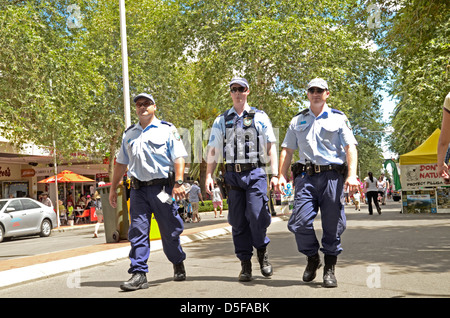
[207,103,276,164]
[189,184,201,203]
[281,104,357,165]
[443,92,450,113]
[208,103,277,150]
[116,118,187,181]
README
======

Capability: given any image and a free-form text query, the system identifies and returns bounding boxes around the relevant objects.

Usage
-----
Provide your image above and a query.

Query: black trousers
[366,191,381,214]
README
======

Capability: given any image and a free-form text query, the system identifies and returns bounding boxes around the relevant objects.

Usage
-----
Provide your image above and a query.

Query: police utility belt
[130,172,174,190]
[291,161,347,179]
[225,162,264,173]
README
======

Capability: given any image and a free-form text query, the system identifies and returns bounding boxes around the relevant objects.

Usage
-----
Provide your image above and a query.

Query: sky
[380,90,398,159]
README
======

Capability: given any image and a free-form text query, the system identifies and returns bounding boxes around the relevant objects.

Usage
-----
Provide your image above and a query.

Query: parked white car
[0,198,57,243]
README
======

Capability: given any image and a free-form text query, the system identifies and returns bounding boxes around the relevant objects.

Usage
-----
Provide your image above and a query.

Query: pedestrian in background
[212,182,224,218]
[365,172,381,215]
[205,77,278,282]
[277,78,359,288]
[93,191,103,238]
[377,175,386,205]
[189,181,204,223]
[109,92,188,292]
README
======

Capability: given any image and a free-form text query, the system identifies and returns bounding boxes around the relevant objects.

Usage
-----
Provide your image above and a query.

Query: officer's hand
[205,176,214,195]
[438,163,450,183]
[172,184,186,202]
[277,175,287,195]
[270,176,278,191]
[109,189,118,208]
[345,175,360,195]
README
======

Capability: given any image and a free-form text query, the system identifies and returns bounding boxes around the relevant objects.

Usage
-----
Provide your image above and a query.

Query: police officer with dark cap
[205,77,279,281]
[277,78,359,288]
[109,93,188,291]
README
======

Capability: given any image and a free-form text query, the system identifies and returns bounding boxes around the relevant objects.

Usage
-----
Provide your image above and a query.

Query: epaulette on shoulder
[124,124,135,133]
[250,107,264,114]
[161,120,173,126]
[295,108,309,117]
[331,109,344,115]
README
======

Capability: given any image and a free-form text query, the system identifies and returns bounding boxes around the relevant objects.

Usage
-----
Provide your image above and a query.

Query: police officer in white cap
[110,93,188,291]
[206,77,278,281]
[277,78,359,287]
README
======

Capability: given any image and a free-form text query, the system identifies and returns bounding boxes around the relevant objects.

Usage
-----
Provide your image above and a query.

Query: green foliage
[379,0,450,154]
[0,0,388,179]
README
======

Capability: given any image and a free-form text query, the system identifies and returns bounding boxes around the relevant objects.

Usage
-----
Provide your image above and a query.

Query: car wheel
[0,225,4,243]
[40,219,52,237]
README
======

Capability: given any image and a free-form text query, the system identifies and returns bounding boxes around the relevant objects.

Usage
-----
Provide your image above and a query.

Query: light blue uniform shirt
[281,104,357,165]
[117,118,188,181]
[207,103,276,163]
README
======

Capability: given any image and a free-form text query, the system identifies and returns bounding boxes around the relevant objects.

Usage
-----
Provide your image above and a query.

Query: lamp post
[119,0,131,128]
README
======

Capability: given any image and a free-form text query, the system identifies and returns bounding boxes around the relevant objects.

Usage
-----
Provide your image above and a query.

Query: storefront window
[2,181,29,198]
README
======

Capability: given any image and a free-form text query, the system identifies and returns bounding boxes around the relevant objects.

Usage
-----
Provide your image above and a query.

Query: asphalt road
[1,200,449,304]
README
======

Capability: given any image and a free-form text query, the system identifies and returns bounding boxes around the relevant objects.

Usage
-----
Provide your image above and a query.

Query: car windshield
[0,200,7,211]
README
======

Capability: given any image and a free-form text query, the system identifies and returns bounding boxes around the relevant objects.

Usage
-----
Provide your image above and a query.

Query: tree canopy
[1,0,423,180]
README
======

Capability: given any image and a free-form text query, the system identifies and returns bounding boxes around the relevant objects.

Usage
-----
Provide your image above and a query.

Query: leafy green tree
[1,0,388,184]
[376,0,450,155]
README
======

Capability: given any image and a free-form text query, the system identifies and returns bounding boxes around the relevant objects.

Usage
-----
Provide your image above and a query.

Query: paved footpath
[0,201,449,306]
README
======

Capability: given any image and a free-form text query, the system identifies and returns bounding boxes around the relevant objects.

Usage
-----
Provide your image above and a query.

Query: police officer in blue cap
[205,77,279,281]
[109,93,188,291]
[277,78,359,288]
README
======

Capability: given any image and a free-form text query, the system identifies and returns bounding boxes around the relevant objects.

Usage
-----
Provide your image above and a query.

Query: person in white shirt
[377,175,387,205]
[211,183,224,218]
[364,172,381,215]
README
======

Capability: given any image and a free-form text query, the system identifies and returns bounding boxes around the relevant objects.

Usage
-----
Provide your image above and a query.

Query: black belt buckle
[235,163,242,173]
[314,164,321,174]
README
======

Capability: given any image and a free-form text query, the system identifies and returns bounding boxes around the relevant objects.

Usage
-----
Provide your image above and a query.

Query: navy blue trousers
[128,185,186,274]
[225,168,272,261]
[288,170,346,257]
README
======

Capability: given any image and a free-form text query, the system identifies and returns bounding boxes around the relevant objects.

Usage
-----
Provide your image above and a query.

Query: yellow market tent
[399,128,441,165]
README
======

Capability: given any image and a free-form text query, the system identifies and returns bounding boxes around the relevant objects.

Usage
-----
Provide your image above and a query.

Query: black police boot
[323,255,338,288]
[257,248,273,277]
[238,260,252,282]
[302,253,322,282]
[173,261,186,281]
[120,272,149,291]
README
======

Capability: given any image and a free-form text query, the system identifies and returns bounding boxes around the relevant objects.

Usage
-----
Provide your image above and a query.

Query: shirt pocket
[319,124,340,148]
[147,133,168,155]
[293,121,312,142]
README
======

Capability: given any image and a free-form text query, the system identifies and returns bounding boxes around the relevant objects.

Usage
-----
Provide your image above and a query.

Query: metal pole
[53,139,60,228]
[119,0,131,128]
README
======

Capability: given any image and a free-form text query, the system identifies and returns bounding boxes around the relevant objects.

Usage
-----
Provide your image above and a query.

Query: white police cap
[307,78,328,90]
[133,93,155,104]
[229,77,249,89]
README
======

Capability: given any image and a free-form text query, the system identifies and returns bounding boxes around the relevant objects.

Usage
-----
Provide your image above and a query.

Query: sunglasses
[230,87,248,93]
[308,88,326,94]
[136,100,154,107]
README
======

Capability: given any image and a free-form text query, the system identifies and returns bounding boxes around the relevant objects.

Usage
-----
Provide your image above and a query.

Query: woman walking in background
[364,172,381,215]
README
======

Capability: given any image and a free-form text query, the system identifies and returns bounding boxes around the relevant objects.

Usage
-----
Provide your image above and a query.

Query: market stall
[399,128,449,213]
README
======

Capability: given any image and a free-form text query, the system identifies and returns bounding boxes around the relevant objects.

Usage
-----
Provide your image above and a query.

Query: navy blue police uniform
[208,100,276,280]
[281,93,357,287]
[117,116,187,276]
